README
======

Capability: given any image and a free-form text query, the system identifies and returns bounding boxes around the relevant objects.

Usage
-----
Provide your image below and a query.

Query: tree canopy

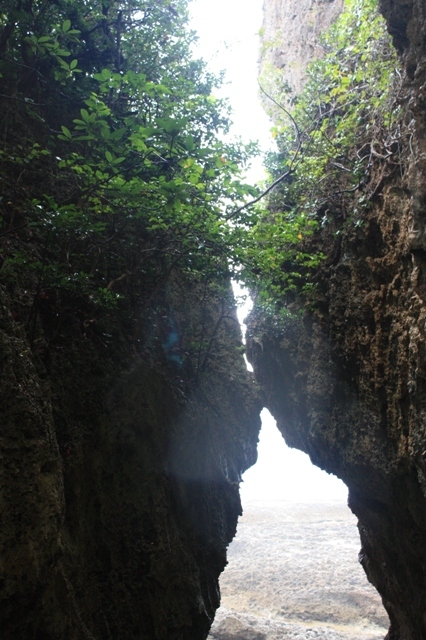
[0,0,401,327]
[0,0,258,311]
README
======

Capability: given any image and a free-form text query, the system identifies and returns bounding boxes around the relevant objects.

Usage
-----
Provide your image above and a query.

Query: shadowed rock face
[248,1,426,638]
[0,278,261,640]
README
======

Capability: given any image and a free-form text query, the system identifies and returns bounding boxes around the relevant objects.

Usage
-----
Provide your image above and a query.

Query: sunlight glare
[241,409,348,505]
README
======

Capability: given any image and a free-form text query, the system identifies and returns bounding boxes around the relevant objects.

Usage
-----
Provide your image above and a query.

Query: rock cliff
[260,0,344,96]
[0,1,263,637]
[0,273,261,639]
[248,1,426,639]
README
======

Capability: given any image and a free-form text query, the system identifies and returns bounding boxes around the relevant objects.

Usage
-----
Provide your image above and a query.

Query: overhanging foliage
[0,0,258,311]
[0,0,403,331]
[247,0,401,314]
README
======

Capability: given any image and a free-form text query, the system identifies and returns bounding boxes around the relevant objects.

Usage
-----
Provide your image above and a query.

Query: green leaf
[109,128,126,140]
[60,126,72,139]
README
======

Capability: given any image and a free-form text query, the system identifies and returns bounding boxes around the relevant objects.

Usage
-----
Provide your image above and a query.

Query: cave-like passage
[208,409,390,640]
[187,5,389,636]
[227,283,389,637]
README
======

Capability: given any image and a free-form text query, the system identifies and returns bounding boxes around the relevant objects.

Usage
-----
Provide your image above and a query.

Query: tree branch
[225,84,307,221]
[258,82,301,144]
[225,168,294,220]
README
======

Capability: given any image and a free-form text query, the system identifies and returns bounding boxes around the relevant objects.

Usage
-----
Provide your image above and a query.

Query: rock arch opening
[209,410,389,640]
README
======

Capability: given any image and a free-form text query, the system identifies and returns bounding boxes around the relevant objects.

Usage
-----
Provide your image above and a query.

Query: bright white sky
[188,0,271,181]
[241,409,348,504]
[189,0,348,504]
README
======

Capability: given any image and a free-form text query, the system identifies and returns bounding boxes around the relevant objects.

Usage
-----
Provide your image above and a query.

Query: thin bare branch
[258,83,301,143]
[225,168,293,220]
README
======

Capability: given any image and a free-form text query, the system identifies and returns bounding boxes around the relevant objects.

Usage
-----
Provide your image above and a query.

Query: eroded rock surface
[249,1,426,638]
[0,278,261,639]
[260,0,344,95]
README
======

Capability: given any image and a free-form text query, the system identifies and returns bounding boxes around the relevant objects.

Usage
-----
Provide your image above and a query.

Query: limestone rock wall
[0,276,261,639]
[260,0,344,96]
[249,1,426,638]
